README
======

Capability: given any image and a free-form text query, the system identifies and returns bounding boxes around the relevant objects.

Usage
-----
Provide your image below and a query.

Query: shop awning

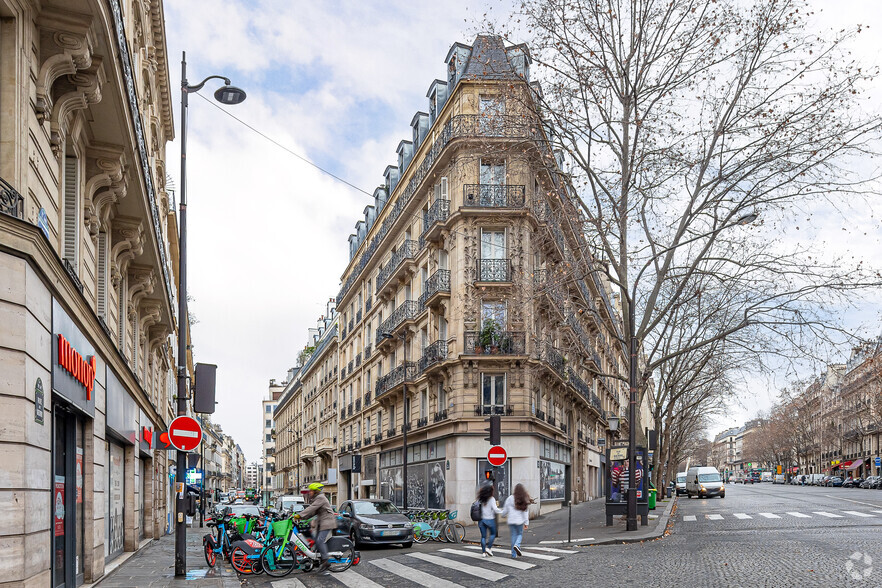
[845,459,863,470]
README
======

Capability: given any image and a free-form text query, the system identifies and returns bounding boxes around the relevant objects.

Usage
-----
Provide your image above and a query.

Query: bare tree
[492,0,882,483]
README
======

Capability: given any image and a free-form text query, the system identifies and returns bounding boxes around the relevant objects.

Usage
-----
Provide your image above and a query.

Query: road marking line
[758,513,781,519]
[371,558,464,588]
[461,545,560,560]
[171,429,199,438]
[538,538,594,544]
[786,512,811,518]
[823,494,882,508]
[733,513,752,519]
[873,510,882,515]
[440,548,535,570]
[270,578,307,588]
[333,569,386,588]
[812,512,843,518]
[706,514,724,520]
[843,510,876,518]
[517,546,578,554]
[406,552,507,581]
[682,515,697,522]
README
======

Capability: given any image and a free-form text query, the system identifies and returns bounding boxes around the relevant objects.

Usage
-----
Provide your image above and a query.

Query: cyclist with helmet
[293,482,336,574]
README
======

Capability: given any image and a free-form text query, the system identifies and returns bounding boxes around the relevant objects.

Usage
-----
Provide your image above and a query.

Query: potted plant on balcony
[479,318,501,354]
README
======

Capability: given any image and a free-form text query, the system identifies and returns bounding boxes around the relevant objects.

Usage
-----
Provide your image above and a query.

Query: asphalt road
[236,484,882,587]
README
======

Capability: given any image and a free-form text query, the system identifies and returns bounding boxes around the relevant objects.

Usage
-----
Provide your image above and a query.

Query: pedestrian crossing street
[268,545,578,587]
[681,509,882,522]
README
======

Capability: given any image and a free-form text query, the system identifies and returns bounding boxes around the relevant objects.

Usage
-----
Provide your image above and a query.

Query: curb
[578,497,676,546]
[460,497,677,549]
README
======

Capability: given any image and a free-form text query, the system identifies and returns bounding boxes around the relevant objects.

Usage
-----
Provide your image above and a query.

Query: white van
[685,466,725,498]
[809,473,826,486]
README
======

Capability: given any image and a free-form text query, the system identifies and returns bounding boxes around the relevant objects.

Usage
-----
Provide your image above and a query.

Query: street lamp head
[608,413,620,432]
[214,85,247,105]
[734,212,758,225]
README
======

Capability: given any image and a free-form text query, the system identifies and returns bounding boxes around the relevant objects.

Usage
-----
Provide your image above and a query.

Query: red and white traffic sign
[167,416,203,452]
[487,445,507,467]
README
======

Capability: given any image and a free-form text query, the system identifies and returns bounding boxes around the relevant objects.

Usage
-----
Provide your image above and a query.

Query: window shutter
[440,176,448,200]
[434,183,440,202]
[97,232,108,317]
[63,157,79,267]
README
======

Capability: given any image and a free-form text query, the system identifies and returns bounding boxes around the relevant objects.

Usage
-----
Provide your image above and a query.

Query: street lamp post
[175,52,246,576]
[623,212,757,532]
[380,331,409,510]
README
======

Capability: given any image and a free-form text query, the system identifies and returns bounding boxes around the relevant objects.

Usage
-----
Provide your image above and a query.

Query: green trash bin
[648,488,657,510]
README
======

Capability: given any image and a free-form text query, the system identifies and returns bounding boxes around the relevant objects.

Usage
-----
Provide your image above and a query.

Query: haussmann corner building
[0,0,184,585]
[276,35,639,522]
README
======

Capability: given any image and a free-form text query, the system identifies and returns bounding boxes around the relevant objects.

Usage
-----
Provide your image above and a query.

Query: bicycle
[203,507,236,567]
[260,516,357,577]
[440,510,465,543]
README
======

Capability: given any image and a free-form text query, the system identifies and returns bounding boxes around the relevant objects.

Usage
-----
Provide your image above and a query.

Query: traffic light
[485,415,501,446]
[485,470,494,482]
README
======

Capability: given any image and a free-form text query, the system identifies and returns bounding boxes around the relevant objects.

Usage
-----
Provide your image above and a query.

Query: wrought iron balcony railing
[474,404,514,416]
[376,300,419,344]
[355,352,362,367]
[375,361,417,398]
[532,268,546,285]
[386,427,397,438]
[364,344,372,358]
[355,398,361,411]
[0,178,24,219]
[542,344,566,377]
[464,331,526,355]
[463,184,526,208]
[433,409,449,423]
[356,308,362,323]
[376,239,419,290]
[417,417,428,428]
[477,259,511,282]
[422,198,450,234]
[418,340,448,372]
[424,269,450,300]
[364,391,372,406]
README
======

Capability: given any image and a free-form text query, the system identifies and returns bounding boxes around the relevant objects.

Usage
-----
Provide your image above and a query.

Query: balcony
[356,308,362,323]
[336,113,541,308]
[355,352,362,367]
[364,391,372,406]
[374,433,383,444]
[541,344,566,378]
[417,416,429,428]
[355,398,361,412]
[532,268,546,286]
[365,298,373,313]
[0,178,24,220]
[347,403,353,416]
[422,269,450,309]
[474,404,514,416]
[363,436,371,446]
[476,259,511,283]
[463,331,526,355]
[386,427,397,439]
[433,409,449,423]
[348,360,354,374]
[418,340,448,373]
[462,184,526,208]
[375,361,417,398]
[364,343,372,358]
[377,240,420,295]
[376,300,420,347]
[422,198,450,242]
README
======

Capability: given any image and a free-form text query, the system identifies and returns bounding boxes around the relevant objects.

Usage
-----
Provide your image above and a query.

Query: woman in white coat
[501,483,533,558]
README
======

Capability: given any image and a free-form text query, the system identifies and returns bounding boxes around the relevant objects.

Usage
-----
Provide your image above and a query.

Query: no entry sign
[487,445,507,467]
[167,416,203,451]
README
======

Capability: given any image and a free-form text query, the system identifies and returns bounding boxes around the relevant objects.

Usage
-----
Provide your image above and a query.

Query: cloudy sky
[161,0,882,461]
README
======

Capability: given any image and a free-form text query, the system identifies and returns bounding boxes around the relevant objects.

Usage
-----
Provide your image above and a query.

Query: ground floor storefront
[336,433,600,522]
[0,252,170,587]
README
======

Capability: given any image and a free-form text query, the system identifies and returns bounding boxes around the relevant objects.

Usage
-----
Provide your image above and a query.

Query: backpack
[470,500,482,522]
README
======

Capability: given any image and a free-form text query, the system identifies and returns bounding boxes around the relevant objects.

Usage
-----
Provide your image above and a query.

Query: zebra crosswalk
[680,509,882,522]
[269,544,575,588]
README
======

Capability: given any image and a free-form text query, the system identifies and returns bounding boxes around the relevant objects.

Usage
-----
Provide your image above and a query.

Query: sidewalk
[469,495,676,548]
[89,526,240,588]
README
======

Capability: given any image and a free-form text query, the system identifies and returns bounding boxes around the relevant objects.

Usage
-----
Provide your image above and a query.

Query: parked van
[809,473,826,486]
[773,474,786,484]
[675,472,688,496]
[686,466,725,498]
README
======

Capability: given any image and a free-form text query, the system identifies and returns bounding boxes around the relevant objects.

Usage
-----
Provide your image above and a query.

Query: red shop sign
[57,334,96,400]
